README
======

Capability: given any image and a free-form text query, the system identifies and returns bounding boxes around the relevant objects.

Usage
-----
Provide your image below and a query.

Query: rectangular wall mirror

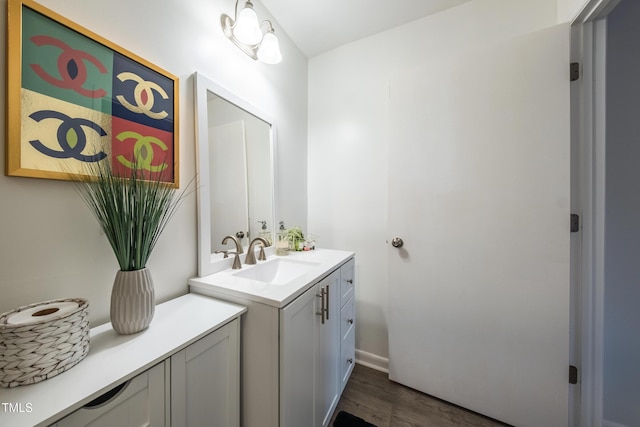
[194,72,276,277]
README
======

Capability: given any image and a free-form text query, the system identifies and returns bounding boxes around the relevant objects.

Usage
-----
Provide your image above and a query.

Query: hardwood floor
[330,364,510,427]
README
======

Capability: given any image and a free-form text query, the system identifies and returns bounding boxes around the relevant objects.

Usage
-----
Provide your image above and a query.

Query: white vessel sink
[233,258,320,285]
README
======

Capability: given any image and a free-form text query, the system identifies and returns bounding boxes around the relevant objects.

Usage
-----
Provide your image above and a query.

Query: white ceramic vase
[110,268,155,335]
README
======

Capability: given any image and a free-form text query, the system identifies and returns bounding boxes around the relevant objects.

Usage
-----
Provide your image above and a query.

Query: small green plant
[286,226,305,251]
[286,226,304,241]
[70,160,193,271]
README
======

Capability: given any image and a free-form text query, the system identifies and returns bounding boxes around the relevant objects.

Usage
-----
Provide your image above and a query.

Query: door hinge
[569,365,578,384]
[570,62,580,82]
[570,214,580,233]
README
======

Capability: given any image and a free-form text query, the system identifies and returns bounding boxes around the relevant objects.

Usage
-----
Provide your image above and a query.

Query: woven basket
[0,298,90,388]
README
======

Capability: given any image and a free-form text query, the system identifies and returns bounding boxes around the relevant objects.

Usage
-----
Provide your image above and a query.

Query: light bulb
[257,30,282,64]
[233,1,262,45]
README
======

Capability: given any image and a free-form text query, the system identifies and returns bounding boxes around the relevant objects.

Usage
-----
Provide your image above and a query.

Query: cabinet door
[316,270,341,427]
[55,362,166,427]
[171,319,240,427]
[280,284,318,427]
[281,269,342,427]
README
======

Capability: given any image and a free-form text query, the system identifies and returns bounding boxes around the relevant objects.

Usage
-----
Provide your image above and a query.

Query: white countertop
[0,294,246,427]
[189,248,355,308]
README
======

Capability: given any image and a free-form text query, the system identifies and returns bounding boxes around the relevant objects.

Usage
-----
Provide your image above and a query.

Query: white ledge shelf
[0,293,246,427]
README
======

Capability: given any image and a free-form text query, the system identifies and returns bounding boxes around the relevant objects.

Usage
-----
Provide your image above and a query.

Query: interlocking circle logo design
[29,36,108,98]
[116,131,169,173]
[28,110,108,162]
[116,72,169,120]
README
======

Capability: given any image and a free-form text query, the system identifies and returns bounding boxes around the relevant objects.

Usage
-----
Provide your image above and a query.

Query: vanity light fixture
[221,0,282,64]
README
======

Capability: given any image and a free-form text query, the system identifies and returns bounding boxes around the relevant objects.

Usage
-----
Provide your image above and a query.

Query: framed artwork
[5,0,180,186]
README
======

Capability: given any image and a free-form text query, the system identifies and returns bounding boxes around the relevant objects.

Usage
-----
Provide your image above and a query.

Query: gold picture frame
[5,0,180,186]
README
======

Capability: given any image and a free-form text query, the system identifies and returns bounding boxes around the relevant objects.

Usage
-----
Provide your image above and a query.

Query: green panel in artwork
[21,6,113,114]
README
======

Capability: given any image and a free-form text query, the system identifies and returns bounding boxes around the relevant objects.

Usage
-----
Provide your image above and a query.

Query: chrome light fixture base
[221,14,259,60]
[221,0,282,64]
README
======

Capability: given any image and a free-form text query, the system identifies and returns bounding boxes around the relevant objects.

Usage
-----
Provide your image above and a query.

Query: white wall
[604,1,640,424]
[558,0,591,22]
[0,0,308,325]
[308,0,559,360]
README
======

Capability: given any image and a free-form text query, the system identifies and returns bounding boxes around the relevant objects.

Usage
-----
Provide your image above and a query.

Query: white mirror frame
[194,71,277,277]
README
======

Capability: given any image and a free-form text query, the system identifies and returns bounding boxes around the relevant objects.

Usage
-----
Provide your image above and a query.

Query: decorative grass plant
[71,160,192,271]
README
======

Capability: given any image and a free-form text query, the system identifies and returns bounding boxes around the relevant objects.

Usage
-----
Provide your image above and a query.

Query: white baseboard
[355,349,389,373]
[603,420,630,427]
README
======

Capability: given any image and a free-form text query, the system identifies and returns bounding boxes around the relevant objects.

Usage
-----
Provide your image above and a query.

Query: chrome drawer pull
[325,285,330,321]
[316,288,326,325]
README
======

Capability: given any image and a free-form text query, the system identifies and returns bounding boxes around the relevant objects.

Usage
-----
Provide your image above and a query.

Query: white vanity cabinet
[53,319,240,427]
[189,250,355,427]
[0,295,245,427]
[280,269,340,427]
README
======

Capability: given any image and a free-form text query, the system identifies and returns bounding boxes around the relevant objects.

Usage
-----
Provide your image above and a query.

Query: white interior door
[210,121,249,249]
[388,24,571,427]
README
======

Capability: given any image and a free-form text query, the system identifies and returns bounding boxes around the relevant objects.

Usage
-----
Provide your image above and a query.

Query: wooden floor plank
[331,364,510,427]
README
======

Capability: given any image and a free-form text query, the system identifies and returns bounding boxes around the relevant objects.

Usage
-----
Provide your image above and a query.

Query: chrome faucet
[215,235,244,269]
[245,237,270,265]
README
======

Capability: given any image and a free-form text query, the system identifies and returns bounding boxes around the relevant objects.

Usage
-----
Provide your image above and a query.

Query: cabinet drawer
[340,296,355,342]
[340,297,355,392]
[340,258,355,308]
[54,362,166,427]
